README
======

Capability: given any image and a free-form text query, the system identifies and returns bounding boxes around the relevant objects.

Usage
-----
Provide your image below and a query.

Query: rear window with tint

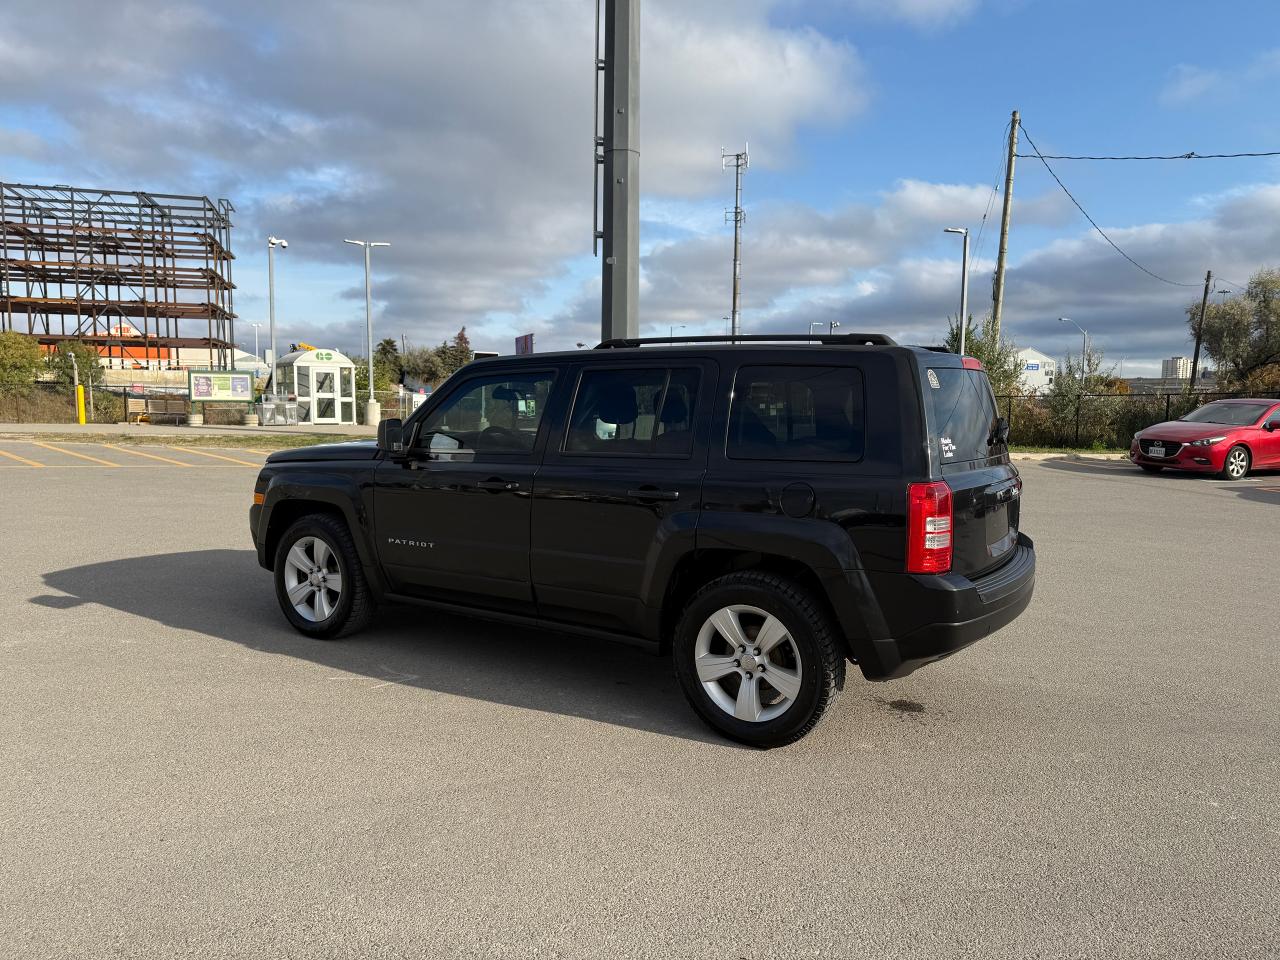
[924,367,999,463]
[728,365,865,462]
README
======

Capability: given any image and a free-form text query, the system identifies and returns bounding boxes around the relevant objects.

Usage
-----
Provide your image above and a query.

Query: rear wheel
[274,514,374,639]
[1219,444,1250,480]
[673,572,844,748]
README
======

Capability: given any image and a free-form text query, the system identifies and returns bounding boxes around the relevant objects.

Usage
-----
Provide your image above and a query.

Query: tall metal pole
[960,229,970,355]
[1188,270,1212,393]
[991,110,1019,338]
[723,145,748,337]
[345,238,390,424]
[945,226,969,354]
[267,238,280,395]
[600,0,640,342]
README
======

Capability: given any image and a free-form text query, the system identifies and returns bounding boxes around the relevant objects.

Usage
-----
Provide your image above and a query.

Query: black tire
[273,514,375,639]
[1139,464,1164,473]
[1219,444,1251,480]
[673,572,844,748]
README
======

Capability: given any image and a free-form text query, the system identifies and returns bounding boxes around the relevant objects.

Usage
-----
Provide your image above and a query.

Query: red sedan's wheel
[1219,445,1250,480]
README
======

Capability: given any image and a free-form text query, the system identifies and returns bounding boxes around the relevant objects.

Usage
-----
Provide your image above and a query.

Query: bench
[126,397,188,424]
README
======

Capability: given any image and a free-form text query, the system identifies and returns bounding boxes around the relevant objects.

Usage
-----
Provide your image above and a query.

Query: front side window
[565,367,700,456]
[727,365,865,461]
[415,372,556,460]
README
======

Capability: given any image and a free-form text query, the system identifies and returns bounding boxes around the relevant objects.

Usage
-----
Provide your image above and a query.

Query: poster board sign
[515,333,535,355]
[188,370,254,403]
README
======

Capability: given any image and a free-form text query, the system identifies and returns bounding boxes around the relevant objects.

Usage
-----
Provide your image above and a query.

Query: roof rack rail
[594,333,897,349]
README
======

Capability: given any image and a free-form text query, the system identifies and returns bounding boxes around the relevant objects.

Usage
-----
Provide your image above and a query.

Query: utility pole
[723,145,748,337]
[991,110,1020,338]
[1188,270,1212,392]
[596,0,640,342]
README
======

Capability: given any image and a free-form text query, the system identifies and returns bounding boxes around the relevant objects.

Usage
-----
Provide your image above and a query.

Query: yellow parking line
[102,444,193,467]
[169,446,261,467]
[30,442,118,467]
[0,447,44,467]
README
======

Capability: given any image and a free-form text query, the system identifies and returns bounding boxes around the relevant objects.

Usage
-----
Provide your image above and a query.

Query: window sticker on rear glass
[927,369,941,389]
[940,436,956,458]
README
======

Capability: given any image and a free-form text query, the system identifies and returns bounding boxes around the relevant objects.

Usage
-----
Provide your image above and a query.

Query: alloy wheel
[1225,447,1249,479]
[282,535,343,622]
[693,604,803,723]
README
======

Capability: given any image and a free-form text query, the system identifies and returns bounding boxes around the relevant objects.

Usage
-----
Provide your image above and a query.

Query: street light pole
[1059,316,1088,388]
[344,238,391,425]
[944,227,970,355]
[267,236,288,396]
[809,321,823,342]
[669,324,685,341]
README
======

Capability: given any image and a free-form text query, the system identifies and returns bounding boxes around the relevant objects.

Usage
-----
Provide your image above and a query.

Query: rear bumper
[857,533,1036,680]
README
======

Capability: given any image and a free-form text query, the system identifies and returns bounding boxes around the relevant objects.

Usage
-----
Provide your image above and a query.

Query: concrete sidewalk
[0,421,375,438]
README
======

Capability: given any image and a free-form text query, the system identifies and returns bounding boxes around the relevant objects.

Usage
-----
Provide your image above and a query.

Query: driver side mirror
[1263,419,1280,431]
[377,417,405,455]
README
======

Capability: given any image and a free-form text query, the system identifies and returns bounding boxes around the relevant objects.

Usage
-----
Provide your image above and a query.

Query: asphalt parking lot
[2,447,1277,959]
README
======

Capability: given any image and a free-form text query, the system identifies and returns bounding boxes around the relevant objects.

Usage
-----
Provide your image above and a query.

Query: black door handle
[627,487,679,502]
[475,479,520,492]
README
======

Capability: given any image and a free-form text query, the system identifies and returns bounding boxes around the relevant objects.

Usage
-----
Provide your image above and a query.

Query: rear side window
[728,365,865,462]
[565,367,700,457]
[924,367,999,463]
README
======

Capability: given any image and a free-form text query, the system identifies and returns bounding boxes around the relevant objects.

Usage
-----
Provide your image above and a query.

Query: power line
[969,119,1010,284]
[1018,124,1202,288]
[1014,150,1280,160]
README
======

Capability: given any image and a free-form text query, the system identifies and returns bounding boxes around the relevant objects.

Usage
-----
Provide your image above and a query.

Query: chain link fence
[997,391,1280,449]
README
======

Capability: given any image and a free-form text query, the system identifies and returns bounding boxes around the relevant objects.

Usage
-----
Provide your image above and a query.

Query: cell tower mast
[594,0,640,342]
[723,144,749,337]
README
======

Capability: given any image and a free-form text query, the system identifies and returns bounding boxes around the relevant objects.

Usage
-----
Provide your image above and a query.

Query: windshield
[1180,402,1270,426]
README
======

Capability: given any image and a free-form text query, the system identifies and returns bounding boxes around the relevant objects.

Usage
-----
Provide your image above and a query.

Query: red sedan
[1130,398,1280,479]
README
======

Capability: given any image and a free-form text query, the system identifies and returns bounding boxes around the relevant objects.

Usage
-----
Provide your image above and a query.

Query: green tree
[400,345,445,384]
[1189,267,1280,389]
[435,327,474,377]
[0,331,43,391]
[373,337,402,383]
[46,340,102,387]
[943,314,1024,398]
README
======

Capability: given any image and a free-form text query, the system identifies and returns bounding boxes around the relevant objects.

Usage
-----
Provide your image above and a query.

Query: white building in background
[1016,347,1057,393]
[1161,356,1192,380]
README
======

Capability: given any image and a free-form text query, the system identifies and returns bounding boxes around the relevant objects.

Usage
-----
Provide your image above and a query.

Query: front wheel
[1219,444,1250,480]
[673,572,844,748]
[274,514,374,639]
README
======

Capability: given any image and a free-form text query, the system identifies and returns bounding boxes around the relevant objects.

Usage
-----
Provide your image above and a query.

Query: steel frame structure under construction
[0,182,236,370]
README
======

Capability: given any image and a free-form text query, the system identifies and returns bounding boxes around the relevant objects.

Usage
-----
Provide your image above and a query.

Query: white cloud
[830,0,980,27]
[1160,48,1280,106]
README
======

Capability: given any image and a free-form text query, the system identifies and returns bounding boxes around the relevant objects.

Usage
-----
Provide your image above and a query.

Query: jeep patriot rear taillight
[906,481,953,574]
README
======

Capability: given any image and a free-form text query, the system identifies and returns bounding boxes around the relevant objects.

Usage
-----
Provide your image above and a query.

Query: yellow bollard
[75,384,87,425]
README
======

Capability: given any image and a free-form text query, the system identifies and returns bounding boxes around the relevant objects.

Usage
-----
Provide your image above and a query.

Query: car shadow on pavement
[34,549,733,747]
[1038,456,1280,503]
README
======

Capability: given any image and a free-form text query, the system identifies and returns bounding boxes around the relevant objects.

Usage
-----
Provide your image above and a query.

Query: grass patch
[1010,445,1128,455]
[0,430,367,451]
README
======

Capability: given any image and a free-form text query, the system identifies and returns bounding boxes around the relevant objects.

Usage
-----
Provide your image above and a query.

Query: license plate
[1148,445,1165,458]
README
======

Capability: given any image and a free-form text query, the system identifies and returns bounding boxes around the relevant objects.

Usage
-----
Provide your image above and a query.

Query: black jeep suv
[250,333,1034,746]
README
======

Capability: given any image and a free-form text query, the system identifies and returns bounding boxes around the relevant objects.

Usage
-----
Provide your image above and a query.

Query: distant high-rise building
[1161,356,1192,380]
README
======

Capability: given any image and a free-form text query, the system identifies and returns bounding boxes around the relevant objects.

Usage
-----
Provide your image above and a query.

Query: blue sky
[3,0,1279,375]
